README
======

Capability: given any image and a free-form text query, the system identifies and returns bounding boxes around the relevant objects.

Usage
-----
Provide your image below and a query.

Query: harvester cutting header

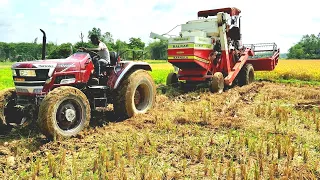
[150,7,280,92]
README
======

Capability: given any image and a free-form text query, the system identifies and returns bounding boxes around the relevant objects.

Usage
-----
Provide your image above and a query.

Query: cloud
[15,13,24,19]
[55,0,319,52]
[40,1,48,7]
[153,2,175,12]
[313,17,320,23]
[0,0,8,6]
[1,0,320,53]
[0,22,10,27]
[49,0,107,19]
[53,18,67,26]
[0,0,12,41]
[97,16,108,21]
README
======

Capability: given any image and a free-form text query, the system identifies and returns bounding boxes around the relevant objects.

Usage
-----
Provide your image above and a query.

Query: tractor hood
[11,52,90,74]
[12,60,58,69]
[11,52,93,96]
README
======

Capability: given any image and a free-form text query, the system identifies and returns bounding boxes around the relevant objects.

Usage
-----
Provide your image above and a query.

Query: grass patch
[149,63,174,84]
[0,68,14,90]
[1,60,320,90]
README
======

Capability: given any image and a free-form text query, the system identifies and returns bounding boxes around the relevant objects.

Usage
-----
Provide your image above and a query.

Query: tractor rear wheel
[0,88,24,134]
[238,63,254,86]
[209,72,224,93]
[114,70,156,118]
[166,72,178,86]
[37,86,91,139]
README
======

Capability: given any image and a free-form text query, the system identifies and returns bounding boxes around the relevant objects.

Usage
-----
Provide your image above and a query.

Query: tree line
[2,28,318,62]
[0,27,169,62]
[287,33,320,59]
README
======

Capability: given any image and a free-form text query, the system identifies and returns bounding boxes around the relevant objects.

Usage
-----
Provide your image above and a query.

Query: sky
[0,0,319,53]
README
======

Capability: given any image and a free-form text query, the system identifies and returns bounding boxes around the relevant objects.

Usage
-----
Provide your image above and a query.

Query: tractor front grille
[13,69,49,87]
[13,69,51,94]
[16,95,35,106]
[14,81,46,87]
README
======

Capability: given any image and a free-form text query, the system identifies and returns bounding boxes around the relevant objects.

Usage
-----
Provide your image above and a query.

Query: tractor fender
[107,61,152,89]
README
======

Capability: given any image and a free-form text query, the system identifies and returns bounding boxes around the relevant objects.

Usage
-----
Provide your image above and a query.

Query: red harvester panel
[244,43,280,71]
[167,48,212,71]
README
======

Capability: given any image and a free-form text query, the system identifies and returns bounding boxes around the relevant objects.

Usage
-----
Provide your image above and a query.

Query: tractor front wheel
[0,88,24,134]
[37,86,91,139]
[209,72,224,93]
[114,70,156,118]
[238,63,254,86]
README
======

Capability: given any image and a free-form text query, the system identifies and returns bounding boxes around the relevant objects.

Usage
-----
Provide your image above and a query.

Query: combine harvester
[150,7,280,92]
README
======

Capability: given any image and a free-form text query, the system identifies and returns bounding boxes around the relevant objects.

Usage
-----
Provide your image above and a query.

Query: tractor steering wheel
[78,47,101,62]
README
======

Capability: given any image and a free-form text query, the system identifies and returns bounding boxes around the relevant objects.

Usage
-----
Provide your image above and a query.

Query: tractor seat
[109,52,118,66]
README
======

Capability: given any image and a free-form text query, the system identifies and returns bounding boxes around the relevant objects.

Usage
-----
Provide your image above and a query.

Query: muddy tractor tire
[238,63,254,86]
[0,88,23,133]
[166,72,178,86]
[210,72,224,93]
[114,69,156,118]
[37,86,91,139]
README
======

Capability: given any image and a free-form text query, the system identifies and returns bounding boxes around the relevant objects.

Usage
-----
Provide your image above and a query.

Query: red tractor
[150,7,280,92]
[0,29,156,139]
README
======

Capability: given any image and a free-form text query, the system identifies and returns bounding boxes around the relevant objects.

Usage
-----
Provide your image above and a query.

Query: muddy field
[1,82,320,179]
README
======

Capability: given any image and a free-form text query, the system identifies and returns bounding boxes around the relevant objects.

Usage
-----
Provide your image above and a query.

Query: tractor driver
[82,35,111,76]
[88,34,111,64]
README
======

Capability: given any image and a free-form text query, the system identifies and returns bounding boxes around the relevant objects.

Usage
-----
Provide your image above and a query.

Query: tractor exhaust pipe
[40,29,46,60]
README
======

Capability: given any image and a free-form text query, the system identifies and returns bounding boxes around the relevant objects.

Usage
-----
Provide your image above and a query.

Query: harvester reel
[210,72,224,93]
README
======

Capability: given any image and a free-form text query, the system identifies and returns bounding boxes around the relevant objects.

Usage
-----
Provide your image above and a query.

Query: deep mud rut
[0,81,320,179]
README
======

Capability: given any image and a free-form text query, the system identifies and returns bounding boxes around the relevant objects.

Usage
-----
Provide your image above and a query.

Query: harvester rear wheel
[166,72,178,86]
[37,86,91,140]
[0,88,23,134]
[238,63,254,86]
[210,72,224,93]
[113,70,156,118]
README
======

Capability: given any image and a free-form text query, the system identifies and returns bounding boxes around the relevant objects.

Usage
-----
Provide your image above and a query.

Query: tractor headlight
[45,77,52,84]
[12,69,17,76]
[60,78,76,84]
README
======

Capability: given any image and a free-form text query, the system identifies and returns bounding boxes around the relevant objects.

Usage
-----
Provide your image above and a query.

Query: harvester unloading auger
[150,7,280,92]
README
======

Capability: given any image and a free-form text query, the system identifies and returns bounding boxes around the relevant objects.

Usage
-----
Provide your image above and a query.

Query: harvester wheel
[238,63,254,86]
[37,86,91,140]
[166,72,178,86]
[210,72,224,93]
[0,88,23,134]
[114,70,156,118]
